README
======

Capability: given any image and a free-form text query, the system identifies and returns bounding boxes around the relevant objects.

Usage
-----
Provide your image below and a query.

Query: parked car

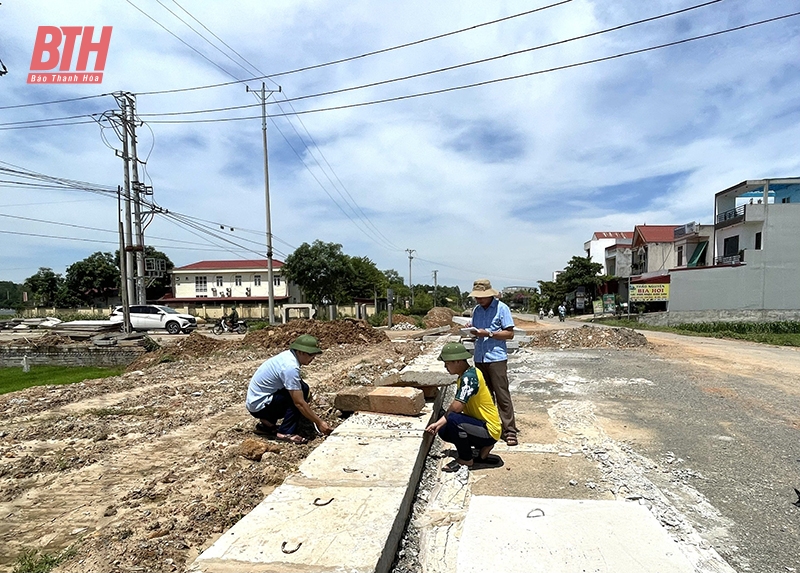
[110,305,197,335]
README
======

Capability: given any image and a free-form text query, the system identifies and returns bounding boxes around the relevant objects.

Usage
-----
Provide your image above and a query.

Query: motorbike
[212,317,248,335]
[558,310,566,322]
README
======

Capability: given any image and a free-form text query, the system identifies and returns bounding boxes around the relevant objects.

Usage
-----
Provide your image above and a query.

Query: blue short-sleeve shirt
[246,349,303,412]
[471,298,514,363]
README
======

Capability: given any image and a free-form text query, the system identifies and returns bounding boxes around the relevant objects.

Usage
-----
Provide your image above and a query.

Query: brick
[367,387,425,416]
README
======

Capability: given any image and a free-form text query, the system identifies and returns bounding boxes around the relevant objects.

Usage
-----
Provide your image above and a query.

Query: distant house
[605,238,633,278]
[162,259,304,307]
[669,178,800,319]
[584,232,633,275]
[630,225,681,280]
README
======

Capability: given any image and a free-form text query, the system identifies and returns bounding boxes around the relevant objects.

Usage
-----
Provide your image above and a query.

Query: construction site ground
[2,315,799,573]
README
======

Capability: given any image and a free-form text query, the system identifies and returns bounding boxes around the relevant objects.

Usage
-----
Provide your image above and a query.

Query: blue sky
[1,0,799,293]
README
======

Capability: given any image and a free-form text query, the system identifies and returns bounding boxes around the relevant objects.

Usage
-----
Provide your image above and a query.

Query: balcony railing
[715,205,745,224]
[715,254,741,265]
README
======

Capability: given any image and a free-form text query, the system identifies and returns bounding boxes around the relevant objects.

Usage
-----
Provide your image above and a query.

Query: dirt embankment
[524,325,649,349]
[0,320,422,573]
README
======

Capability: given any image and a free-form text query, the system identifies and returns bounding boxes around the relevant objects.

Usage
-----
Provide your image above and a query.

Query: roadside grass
[593,318,800,347]
[0,365,124,395]
[12,546,77,573]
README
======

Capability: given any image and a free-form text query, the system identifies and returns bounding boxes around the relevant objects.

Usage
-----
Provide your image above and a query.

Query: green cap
[437,342,472,362]
[289,334,323,354]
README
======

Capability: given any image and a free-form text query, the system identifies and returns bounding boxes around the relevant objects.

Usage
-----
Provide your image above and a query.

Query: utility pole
[247,82,281,324]
[126,93,147,305]
[112,94,136,307]
[432,270,438,307]
[405,249,416,307]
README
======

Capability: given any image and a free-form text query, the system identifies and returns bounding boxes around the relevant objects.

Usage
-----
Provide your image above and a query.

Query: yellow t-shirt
[454,366,502,440]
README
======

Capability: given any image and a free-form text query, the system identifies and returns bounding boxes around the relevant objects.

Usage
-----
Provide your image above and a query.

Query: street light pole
[247,82,281,324]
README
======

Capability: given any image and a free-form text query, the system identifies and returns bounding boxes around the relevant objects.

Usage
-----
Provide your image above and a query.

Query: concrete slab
[334,386,425,415]
[194,483,407,573]
[458,496,697,573]
[397,346,454,387]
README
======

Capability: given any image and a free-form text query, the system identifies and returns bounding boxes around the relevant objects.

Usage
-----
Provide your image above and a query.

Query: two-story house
[164,259,304,307]
[630,225,681,279]
[669,178,800,319]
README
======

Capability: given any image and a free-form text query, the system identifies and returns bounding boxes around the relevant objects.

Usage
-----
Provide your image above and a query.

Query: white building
[669,178,800,319]
[584,231,633,275]
[165,259,304,305]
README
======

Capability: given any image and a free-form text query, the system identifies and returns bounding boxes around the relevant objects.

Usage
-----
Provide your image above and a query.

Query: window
[235,275,242,286]
[195,276,207,292]
[254,275,261,286]
[677,246,684,267]
[755,232,762,250]
[216,276,223,287]
[723,236,739,257]
[782,197,791,203]
[273,276,282,286]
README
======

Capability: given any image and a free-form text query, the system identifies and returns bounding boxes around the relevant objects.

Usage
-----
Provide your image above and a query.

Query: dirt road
[0,324,421,573]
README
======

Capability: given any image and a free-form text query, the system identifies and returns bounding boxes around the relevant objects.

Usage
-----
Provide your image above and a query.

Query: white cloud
[1,0,799,293]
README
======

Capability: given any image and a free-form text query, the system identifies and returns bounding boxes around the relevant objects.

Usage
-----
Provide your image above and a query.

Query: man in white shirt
[246,334,333,444]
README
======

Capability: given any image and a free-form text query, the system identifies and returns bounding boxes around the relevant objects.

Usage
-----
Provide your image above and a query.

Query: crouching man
[246,334,333,444]
[425,342,502,471]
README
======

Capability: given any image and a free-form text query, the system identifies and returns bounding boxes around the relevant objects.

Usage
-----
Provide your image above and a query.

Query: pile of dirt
[242,319,386,350]
[423,307,456,329]
[0,333,79,347]
[126,331,227,371]
[524,325,648,349]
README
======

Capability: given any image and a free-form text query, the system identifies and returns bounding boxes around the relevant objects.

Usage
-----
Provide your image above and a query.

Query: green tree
[347,256,387,299]
[24,267,63,306]
[64,251,119,305]
[0,281,24,309]
[558,256,604,301]
[283,240,352,305]
[383,268,410,300]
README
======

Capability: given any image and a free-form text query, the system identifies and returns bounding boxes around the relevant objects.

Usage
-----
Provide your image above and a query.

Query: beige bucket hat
[469,279,499,298]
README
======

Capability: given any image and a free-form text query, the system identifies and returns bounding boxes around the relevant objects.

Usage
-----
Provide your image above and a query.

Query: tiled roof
[634,225,679,243]
[592,231,633,240]
[173,259,285,272]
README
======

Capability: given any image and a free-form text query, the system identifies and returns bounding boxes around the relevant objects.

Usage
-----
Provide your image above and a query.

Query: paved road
[416,324,800,573]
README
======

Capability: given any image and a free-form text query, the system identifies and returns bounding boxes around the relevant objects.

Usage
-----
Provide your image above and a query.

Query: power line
[140,11,800,125]
[0,93,111,111]
[134,0,574,97]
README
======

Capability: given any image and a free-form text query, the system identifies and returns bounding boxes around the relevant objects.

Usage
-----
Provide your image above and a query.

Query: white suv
[110,305,197,335]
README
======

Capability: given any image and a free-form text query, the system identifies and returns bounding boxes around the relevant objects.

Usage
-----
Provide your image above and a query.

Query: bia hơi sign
[28,26,112,84]
[629,283,670,302]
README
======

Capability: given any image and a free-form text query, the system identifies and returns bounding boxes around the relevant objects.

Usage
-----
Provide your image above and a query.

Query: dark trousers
[476,360,518,437]
[250,381,310,435]
[437,412,496,461]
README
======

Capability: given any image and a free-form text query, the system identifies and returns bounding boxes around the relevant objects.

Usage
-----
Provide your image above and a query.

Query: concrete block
[333,386,372,412]
[368,387,425,415]
[334,386,425,416]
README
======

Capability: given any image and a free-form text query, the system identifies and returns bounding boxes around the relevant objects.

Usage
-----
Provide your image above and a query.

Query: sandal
[276,433,308,444]
[254,421,276,435]
[504,432,518,447]
[442,459,472,472]
[474,455,502,466]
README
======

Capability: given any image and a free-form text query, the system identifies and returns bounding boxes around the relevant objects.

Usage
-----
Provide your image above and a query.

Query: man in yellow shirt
[425,342,502,471]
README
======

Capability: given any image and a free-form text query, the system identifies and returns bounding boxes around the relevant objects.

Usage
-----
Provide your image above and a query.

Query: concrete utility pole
[126,93,147,305]
[432,270,438,307]
[247,82,281,324]
[405,249,416,307]
[114,95,136,307]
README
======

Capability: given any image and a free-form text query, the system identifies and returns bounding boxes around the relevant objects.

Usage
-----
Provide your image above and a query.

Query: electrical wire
[0,93,112,111]
[134,0,574,97]
[138,0,726,118]
[140,11,800,124]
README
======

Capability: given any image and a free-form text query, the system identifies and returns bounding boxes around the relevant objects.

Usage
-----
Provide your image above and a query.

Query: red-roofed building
[583,231,634,275]
[630,225,681,279]
[163,259,304,305]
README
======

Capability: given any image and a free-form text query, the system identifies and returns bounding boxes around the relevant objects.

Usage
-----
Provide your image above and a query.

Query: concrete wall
[670,203,800,312]
[646,242,676,273]
[640,309,800,326]
[0,345,144,368]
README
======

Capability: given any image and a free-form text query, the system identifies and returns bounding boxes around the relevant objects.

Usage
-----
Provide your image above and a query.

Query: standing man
[246,334,333,444]
[467,279,519,446]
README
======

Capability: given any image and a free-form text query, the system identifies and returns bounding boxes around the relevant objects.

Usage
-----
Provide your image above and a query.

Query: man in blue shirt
[467,279,518,446]
[246,334,333,444]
